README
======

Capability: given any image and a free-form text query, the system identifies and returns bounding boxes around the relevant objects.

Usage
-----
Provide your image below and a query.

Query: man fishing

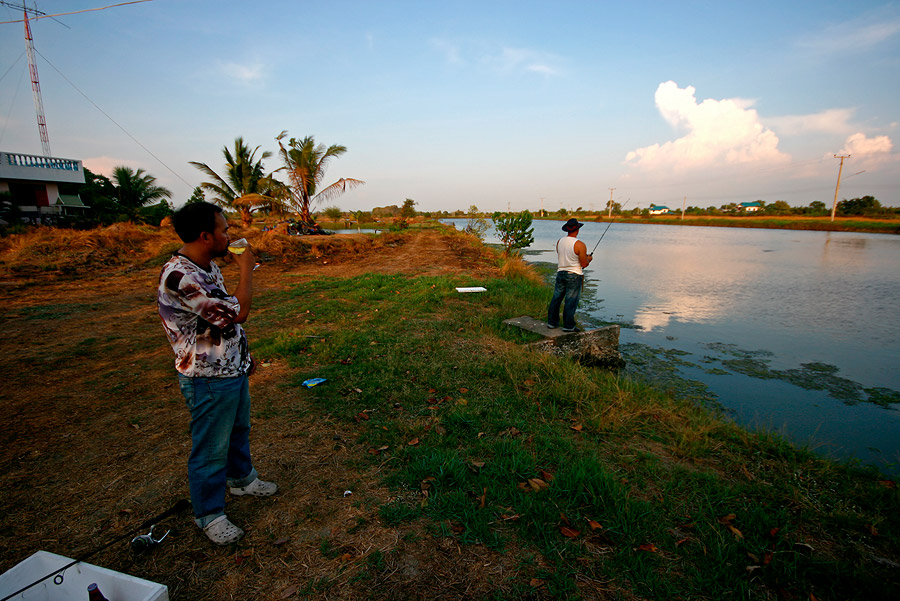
[158,202,278,545]
[547,217,593,332]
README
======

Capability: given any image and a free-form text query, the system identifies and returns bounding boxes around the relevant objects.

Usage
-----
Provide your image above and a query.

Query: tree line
[1,133,364,231]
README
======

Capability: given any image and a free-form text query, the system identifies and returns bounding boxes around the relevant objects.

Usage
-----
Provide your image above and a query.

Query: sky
[1,0,899,213]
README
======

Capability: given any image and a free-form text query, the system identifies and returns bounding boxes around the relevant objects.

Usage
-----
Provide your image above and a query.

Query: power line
[0,1,153,25]
[35,47,194,190]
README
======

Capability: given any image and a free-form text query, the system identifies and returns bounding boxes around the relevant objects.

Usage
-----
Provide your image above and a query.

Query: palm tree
[275,132,365,224]
[190,137,285,226]
[112,166,172,209]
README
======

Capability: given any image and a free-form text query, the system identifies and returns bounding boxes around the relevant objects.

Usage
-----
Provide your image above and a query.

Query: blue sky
[1,0,898,212]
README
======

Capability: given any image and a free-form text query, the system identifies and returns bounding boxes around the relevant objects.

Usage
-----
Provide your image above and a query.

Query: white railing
[2,152,80,172]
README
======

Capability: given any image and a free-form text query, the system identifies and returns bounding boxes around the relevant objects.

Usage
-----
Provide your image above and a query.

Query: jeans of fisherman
[547,270,583,330]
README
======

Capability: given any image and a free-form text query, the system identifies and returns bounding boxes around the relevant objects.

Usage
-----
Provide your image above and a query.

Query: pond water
[445,218,900,474]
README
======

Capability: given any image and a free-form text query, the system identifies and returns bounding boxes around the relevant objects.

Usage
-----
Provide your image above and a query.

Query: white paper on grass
[455,287,487,293]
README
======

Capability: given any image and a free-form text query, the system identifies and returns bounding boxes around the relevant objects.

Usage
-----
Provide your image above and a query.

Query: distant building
[740,201,762,212]
[0,151,87,222]
[648,205,670,215]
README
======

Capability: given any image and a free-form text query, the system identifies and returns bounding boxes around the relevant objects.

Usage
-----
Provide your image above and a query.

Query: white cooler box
[0,551,168,601]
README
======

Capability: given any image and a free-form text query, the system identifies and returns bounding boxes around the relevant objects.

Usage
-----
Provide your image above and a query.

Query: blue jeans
[178,374,257,528]
[547,270,583,330]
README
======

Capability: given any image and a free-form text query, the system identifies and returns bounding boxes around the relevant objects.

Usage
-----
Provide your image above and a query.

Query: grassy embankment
[1,222,898,599]
[540,215,900,235]
[248,229,900,599]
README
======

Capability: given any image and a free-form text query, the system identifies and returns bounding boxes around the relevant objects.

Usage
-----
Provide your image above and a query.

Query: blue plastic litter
[302,378,327,388]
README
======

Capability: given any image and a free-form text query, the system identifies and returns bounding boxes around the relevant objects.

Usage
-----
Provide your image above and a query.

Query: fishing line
[0,499,189,601]
[590,198,630,255]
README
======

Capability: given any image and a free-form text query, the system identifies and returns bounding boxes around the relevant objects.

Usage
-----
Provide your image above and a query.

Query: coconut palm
[275,131,364,224]
[190,137,285,226]
[111,166,172,210]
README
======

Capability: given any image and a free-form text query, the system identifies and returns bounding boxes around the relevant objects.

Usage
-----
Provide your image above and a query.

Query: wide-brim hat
[562,218,584,232]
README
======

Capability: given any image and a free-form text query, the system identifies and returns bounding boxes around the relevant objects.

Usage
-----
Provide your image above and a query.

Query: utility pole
[607,188,616,218]
[681,195,687,220]
[831,155,850,222]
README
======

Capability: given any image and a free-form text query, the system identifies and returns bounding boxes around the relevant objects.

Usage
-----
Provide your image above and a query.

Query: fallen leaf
[338,553,354,562]
[529,578,544,588]
[527,478,550,491]
[459,387,469,393]
[274,537,290,546]
[280,584,299,599]
[877,479,896,489]
[560,526,580,539]
[586,519,603,531]
[451,521,465,533]
[866,523,879,536]
[675,538,689,547]
[810,593,820,601]
[241,548,253,557]
[470,461,486,469]
[559,513,571,526]
[407,437,420,446]
[570,423,583,432]
[636,543,658,553]
[727,525,744,540]
[354,412,370,422]
[717,514,737,524]
[746,565,762,575]
[539,469,555,482]
[478,488,486,508]
[768,527,780,539]
[763,552,773,565]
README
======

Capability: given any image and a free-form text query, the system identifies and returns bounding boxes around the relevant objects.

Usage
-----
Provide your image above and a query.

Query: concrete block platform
[502,316,625,369]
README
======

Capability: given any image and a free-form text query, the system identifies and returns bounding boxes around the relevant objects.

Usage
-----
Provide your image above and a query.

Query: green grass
[253,267,900,600]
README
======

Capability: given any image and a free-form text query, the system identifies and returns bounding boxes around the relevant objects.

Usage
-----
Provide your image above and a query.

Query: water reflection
[445,218,900,473]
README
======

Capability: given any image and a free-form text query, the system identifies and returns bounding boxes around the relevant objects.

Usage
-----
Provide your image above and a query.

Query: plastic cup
[228,238,249,255]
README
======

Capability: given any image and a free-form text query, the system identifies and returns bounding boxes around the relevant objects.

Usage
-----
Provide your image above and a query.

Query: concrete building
[0,151,87,222]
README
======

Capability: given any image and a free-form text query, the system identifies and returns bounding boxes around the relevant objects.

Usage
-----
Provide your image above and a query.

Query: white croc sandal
[229,478,278,497]
[203,515,244,545]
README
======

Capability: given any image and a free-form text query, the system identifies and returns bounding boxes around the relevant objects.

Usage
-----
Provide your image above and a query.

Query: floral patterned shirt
[158,253,250,377]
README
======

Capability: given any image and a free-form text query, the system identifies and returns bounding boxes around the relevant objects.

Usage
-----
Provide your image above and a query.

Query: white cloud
[839,132,893,156]
[767,108,856,136]
[834,132,898,172]
[797,12,900,53]
[624,81,789,172]
[218,61,265,85]
[431,39,462,65]
[82,156,141,178]
[487,46,560,76]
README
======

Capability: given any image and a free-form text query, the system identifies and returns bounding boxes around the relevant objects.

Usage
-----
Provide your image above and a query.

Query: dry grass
[0,225,532,601]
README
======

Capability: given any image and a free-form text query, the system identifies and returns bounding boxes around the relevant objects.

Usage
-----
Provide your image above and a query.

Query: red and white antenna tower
[23,8,52,156]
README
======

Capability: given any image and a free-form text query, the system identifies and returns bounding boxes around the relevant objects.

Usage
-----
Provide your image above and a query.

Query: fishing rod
[1,499,190,601]
[589,198,630,256]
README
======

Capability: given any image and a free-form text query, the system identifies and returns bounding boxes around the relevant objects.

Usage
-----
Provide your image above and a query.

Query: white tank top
[556,236,583,275]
